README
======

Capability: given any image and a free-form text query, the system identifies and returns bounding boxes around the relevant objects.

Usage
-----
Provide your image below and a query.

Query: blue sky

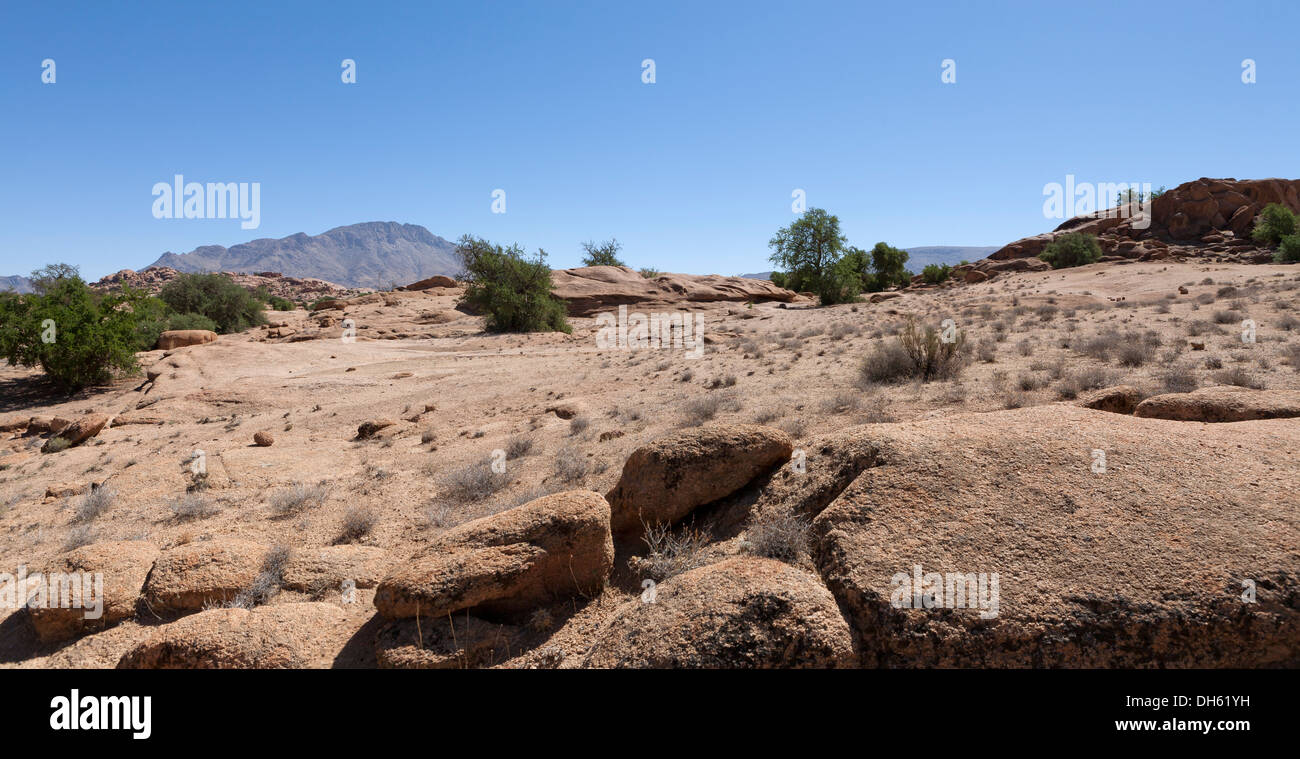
[1,0,1296,280]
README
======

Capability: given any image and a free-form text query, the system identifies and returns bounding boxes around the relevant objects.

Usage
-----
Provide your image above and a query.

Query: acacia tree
[768,208,859,304]
[580,239,627,267]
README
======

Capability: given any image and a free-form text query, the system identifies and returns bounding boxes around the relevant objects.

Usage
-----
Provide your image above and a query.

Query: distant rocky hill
[93,267,361,302]
[0,275,33,293]
[955,177,1300,283]
[146,222,461,289]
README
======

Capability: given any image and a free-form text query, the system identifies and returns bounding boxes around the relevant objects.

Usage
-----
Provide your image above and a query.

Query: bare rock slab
[143,539,267,612]
[583,557,856,668]
[1134,385,1300,423]
[27,541,160,643]
[118,602,345,668]
[606,424,793,536]
[373,490,613,621]
[812,406,1300,667]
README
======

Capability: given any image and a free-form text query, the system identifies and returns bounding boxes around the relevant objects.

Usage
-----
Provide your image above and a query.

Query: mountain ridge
[145,221,461,289]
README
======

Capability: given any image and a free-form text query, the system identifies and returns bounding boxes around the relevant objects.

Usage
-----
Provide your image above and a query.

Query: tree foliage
[456,235,571,333]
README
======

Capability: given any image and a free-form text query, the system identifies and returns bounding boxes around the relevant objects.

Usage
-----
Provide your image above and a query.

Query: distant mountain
[146,222,461,289]
[905,246,1000,268]
[740,247,998,281]
[0,275,33,293]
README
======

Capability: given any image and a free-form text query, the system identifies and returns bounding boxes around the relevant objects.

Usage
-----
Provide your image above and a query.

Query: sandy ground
[2,260,1298,667]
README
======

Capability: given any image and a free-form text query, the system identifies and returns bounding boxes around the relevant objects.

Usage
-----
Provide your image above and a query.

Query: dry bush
[168,493,220,521]
[440,459,508,503]
[64,525,97,551]
[72,486,116,523]
[505,434,535,459]
[742,511,809,563]
[679,391,741,425]
[553,444,588,483]
[269,481,331,516]
[338,506,377,543]
[1160,365,1200,393]
[633,522,710,581]
[1213,367,1265,389]
[1056,367,1117,399]
[860,318,967,384]
[228,545,292,609]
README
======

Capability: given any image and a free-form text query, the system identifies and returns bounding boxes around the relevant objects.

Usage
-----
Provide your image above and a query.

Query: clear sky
[1,0,1296,280]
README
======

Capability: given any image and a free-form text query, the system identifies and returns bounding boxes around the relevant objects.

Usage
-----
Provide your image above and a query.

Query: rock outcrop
[549,266,796,317]
[118,603,346,669]
[583,557,857,668]
[605,425,793,536]
[143,539,267,612]
[373,490,613,621]
[811,405,1300,667]
[26,541,160,643]
[1133,386,1300,423]
[156,330,217,350]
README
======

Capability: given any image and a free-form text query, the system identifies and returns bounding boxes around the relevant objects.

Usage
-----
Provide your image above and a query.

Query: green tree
[1276,234,1300,263]
[870,242,912,289]
[580,239,627,267]
[456,235,571,333]
[0,264,156,391]
[1251,203,1297,246]
[158,273,267,333]
[1038,232,1102,269]
[922,263,952,284]
[768,208,857,305]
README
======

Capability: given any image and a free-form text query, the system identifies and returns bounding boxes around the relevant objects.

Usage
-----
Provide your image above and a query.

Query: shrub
[1160,366,1199,393]
[0,265,156,391]
[639,267,661,279]
[921,263,952,284]
[1276,234,1300,263]
[505,434,535,459]
[165,312,220,332]
[72,486,116,523]
[553,444,588,483]
[269,481,331,516]
[634,522,710,581]
[456,235,571,333]
[1056,367,1116,399]
[440,458,508,502]
[1251,203,1297,246]
[228,546,291,609]
[168,493,220,521]
[859,319,966,384]
[1038,232,1102,269]
[338,506,377,543]
[158,273,267,333]
[742,511,809,563]
[580,238,627,267]
[1213,367,1264,389]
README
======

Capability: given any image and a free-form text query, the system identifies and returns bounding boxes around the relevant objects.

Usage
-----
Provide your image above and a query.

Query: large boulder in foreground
[156,329,217,350]
[812,405,1300,667]
[143,539,267,612]
[1133,386,1300,423]
[606,424,793,536]
[373,490,613,621]
[118,603,344,669]
[27,541,160,643]
[583,557,856,668]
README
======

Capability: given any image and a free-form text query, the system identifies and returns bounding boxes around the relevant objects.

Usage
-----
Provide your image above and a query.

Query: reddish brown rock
[373,490,613,621]
[117,603,345,669]
[606,425,793,536]
[27,541,160,643]
[156,330,218,350]
[1134,386,1300,423]
[583,558,856,668]
[143,539,267,612]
